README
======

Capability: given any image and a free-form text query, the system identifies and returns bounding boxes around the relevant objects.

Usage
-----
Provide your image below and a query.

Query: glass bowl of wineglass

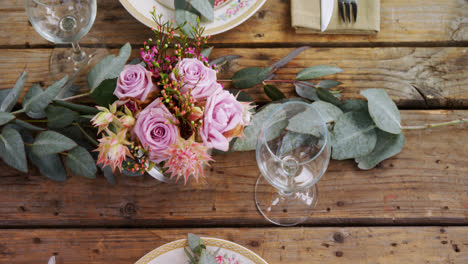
[25,0,108,81]
[255,101,331,226]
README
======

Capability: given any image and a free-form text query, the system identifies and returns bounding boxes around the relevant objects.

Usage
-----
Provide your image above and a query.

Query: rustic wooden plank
[0,227,467,263]
[1,0,467,47]
[1,47,467,107]
[0,110,466,227]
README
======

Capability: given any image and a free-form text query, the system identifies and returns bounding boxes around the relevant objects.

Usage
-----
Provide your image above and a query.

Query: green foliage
[356,129,405,170]
[264,84,286,101]
[310,101,343,124]
[209,55,241,67]
[317,87,341,106]
[29,152,67,182]
[271,46,309,71]
[12,119,44,131]
[226,89,254,102]
[65,146,97,179]
[46,105,78,129]
[101,165,116,185]
[232,67,272,89]
[317,80,342,89]
[53,101,99,115]
[0,112,15,126]
[185,234,217,264]
[0,71,27,112]
[361,89,402,134]
[31,131,77,156]
[294,82,319,101]
[340,99,367,112]
[296,65,343,80]
[0,126,27,173]
[200,46,213,58]
[88,43,131,92]
[176,9,199,36]
[90,78,118,106]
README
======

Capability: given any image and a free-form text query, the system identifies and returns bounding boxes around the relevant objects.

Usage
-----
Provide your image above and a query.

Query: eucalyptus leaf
[101,165,116,185]
[331,111,377,160]
[361,89,401,134]
[271,46,309,71]
[209,55,241,67]
[0,127,27,173]
[46,105,79,129]
[310,101,343,124]
[317,87,341,106]
[356,130,405,170]
[296,65,343,80]
[232,67,271,89]
[227,89,253,102]
[12,119,44,131]
[184,248,197,264]
[31,131,77,156]
[23,76,69,118]
[175,9,198,37]
[0,112,15,126]
[295,82,319,101]
[199,250,217,264]
[182,0,214,21]
[90,78,118,106]
[201,46,213,58]
[278,131,318,157]
[264,84,286,101]
[28,152,67,182]
[0,89,12,106]
[56,56,89,99]
[317,80,342,89]
[340,99,367,112]
[188,233,202,251]
[65,146,97,178]
[287,106,328,137]
[53,101,99,115]
[87,43,131,92]
[129,58,141,65]
[0,71,27,112]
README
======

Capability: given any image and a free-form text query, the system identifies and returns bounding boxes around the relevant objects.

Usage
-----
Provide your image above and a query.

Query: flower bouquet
[91,15,252,183]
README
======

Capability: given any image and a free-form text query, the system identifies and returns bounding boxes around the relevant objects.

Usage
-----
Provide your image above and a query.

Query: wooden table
[1,0,468,263]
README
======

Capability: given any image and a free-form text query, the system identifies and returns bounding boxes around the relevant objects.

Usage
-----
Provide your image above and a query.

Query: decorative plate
[135,237,269,264]
[119,0,267,36]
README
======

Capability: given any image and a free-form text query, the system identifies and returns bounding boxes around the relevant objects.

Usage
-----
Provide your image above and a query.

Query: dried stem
[57,91,91,102]
[402,118,467,130]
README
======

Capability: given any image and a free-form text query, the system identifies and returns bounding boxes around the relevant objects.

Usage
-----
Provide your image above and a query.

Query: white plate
[119,0,267,36]
[135,237,269,264]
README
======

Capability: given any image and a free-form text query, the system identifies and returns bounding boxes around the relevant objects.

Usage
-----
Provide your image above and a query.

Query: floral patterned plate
[119,0,267,36]
[135,237,269,264]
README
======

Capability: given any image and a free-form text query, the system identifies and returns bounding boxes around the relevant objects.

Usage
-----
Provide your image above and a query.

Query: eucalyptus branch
[402,118,468,130]
[11,109,25,115]
[73,122,99,146]
[57,91,91,102]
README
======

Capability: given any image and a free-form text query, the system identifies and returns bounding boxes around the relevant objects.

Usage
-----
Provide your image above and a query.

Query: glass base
[49,44,110,84]
[254,174,318,226]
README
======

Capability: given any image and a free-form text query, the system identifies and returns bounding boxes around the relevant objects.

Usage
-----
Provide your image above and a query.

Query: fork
[338,0,358,23]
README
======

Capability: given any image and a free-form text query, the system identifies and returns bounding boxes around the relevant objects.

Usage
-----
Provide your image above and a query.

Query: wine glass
[255,101,331,226]
[25,0,108,81]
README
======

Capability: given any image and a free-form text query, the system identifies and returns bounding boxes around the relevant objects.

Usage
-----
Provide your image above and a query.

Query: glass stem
[71,42,86,63]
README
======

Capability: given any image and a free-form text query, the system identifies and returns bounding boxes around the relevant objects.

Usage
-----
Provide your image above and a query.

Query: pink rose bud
[188,106,203,121]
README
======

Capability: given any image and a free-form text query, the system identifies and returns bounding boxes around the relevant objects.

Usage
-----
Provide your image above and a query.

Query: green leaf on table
[12,119,44,131]
[232,67,272,89]
[175,9,199,37]
[278,131,318,157]
[189,0,214,21]
[46,105,79,129]
[188,233,203,251]
[286,102,340,137]
[271,46,309,71]
[317,87,341,106]
[53,101,99,115]
[296,65,343,80]
[355,129,405,170]
[90,78,118,106]
[201,46,213,58]
[199,250,217,264]
[56,56,89,99]
[331,111,377,160]
[0,112,15,126]
[101,165,116,185]
[311,101,343,124]
[209,55,241,67]
[361,89,401,134]
[65,146,97,178]
[31,130,77,156]
[340,99,367,112]
[0,89,12,106]
[264,84,286,101]
[23,76,69,119]
[87,43,131,92]
[0,127,27,173]
[0,71,27,112]
[295,82,319,101]
[28,152,67,182]
[317,80,342,89]
[227,89,254,102]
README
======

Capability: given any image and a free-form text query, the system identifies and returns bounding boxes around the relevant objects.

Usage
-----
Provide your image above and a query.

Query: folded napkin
[291,0,380,34]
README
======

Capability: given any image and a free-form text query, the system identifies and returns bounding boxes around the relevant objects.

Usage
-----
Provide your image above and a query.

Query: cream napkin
[291,0,380,34]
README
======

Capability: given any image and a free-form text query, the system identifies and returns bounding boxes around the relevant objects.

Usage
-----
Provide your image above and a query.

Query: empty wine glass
[25,0,107,81]
[255,101,331,226]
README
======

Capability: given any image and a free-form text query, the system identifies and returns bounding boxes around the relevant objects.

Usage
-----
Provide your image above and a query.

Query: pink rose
[170,58,221,101]
[201,90,244,151]
[133,98,178,163]
[114,64,157,102]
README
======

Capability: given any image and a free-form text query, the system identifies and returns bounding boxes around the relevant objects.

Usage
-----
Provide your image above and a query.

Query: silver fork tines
[338,0,358,24]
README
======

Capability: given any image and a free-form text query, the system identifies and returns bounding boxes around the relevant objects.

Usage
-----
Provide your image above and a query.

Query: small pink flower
[164,136,213,184]
[114,64,158,102]
[95,129,131,172]
[201,90,244,151]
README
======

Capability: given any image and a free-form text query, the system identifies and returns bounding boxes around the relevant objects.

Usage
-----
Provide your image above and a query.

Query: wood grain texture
[1,0,467,47]
[1,47,467,107]
[0,110,466,227]
[0,227,467,263]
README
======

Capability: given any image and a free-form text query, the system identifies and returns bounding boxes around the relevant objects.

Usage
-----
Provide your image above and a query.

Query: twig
[402,118,467,130]
[73,122,99,146]
[11,109,25,115]
[57,91,91,102]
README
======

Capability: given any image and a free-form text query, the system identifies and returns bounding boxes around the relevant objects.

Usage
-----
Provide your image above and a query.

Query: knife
[321,0,334,32]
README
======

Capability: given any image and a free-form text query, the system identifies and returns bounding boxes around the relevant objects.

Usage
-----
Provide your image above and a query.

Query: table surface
[1,0,468,263]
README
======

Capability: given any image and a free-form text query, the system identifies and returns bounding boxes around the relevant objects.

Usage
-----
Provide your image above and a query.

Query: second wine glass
[255,101,331,226]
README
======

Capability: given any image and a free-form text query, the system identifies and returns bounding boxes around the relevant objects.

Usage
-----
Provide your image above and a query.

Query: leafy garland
[0,34,465,183]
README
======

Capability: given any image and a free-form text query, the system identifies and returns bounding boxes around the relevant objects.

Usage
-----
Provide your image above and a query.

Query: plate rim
[135,237,269,264]
[119,0,267,36]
